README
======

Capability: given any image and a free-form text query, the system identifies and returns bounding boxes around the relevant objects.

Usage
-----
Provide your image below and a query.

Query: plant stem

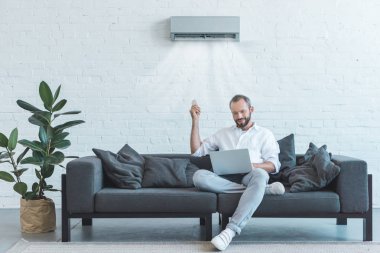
[39,133,52,199]
[39,177,44,199]
[7,148,21,183]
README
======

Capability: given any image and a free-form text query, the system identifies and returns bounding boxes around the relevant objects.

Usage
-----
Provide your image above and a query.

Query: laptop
[210,149,252,175]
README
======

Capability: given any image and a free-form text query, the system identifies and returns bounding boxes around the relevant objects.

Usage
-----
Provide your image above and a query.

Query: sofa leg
[364,217,372,241]
[200,217,205,226]
[62,217,71,242]
[82,218,93,226]
[364,175,373,241]
[336,218,347,225]
[221,215,229,230]
[61,174,71,242]
[204,214,212,241]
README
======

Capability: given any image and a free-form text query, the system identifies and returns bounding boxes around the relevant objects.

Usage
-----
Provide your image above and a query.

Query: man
[189,94,285,251]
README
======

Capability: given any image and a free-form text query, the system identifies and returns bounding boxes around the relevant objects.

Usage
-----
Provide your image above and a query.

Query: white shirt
[192,124,281,173]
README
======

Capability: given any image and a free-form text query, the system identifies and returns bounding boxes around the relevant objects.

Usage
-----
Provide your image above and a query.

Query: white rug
[7,239,380,253]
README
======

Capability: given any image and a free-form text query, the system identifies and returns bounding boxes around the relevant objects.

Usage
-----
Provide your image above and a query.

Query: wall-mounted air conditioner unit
[170,16,240,41]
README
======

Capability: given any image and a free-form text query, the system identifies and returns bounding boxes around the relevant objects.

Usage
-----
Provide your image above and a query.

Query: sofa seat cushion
[95,187,217,213]
[218,190,340,215]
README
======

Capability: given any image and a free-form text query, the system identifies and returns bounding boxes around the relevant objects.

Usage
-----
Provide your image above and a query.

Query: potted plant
[0,81,84,233]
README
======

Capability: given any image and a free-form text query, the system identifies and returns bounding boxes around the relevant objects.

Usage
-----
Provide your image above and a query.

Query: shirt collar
[233,122,258,133]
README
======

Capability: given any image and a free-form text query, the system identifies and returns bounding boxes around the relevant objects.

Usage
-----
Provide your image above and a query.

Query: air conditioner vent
[170,16,240,41]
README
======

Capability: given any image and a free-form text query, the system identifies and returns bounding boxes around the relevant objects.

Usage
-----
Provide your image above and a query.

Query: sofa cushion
[142,156,188,188]
[93,147,144,189]
[95,187,217,213]
[218,190,340,215]
[277,134,296,171]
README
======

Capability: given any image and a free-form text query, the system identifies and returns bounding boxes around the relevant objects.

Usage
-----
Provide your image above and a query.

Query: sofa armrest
[66,156,104,213]
[332,155,368,213]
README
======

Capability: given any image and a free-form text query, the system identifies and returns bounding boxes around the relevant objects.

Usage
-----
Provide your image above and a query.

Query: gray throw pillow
[311,147,340,186]
[289,145,340,192]
[118,144,145,167]
[93,147,144,189]
[299,142,327,165]
[277,134,296,171]
[142,156,192,188]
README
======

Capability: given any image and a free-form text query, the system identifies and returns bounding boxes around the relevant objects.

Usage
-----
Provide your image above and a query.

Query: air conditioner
[170,16,240,41]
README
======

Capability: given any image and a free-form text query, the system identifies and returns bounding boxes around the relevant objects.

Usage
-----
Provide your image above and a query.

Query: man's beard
[235,113,251,129]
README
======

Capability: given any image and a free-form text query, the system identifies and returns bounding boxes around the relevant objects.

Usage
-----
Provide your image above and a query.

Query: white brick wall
[1,0,380,208]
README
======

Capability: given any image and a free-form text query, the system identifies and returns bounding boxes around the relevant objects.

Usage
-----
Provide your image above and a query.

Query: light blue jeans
[193,169,269,235]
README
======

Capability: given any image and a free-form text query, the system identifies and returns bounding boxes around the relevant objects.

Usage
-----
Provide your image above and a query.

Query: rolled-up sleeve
[261,132,281,173]
[192,135,218,157]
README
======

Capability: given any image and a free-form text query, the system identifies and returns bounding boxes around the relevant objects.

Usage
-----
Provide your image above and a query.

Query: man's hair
[229,94,252,108]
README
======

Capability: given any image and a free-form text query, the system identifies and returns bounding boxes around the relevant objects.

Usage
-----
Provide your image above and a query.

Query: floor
[1,208,379,253]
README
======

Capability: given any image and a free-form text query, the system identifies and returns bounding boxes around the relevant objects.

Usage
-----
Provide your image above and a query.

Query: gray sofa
[61,154,372,242]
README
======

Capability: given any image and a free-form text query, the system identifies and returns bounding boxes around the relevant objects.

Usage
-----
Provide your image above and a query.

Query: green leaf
[28,115,45,127]
[28,113,50,127]
[46,151,65,165]
[17,147,30,165]
[0,151,11,159]
[0,171,15,182]
[41,165,54,178]
[16,100,42,113]
[46,126,54,140]
[24,191,36,200]
[35,111,52,121]
[20,157,44,166]
[52,99,67,112]
[52,132,69,142]
[44,184,60,192]
[14,182,27,196]
[54,111,81,118]
[18,140,45,153]
[11,168,28,178]
[39,81,54,111]
[32,182,39,193]
[53,85,61,103]
[54,120,85,133]
[0,160,11,164]
[0,132,8,147]
[32,150,44,161]
[8,128,18,151]
[53,151,65,162]
[35,169,41,180]
[0,151,15,160]
[51,140,71,150]
[39,127,48,145]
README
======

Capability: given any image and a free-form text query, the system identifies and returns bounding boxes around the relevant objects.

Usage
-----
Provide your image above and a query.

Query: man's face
[230,99,254,129]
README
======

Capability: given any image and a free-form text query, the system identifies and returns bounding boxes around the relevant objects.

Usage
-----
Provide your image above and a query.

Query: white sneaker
[211,228,235,251]
[265,182,285,195]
